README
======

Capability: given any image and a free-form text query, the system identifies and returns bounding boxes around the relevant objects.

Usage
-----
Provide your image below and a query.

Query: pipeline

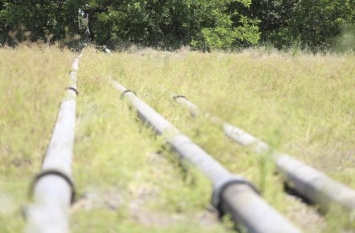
[173,95,355,212]
[111,80,302,233]
[25,45,86,233]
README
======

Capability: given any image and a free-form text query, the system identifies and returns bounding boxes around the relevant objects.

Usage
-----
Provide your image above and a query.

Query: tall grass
[103,47,355,232]
[71,49,227,233]
[0,45,73,233]
[0,45,354,232]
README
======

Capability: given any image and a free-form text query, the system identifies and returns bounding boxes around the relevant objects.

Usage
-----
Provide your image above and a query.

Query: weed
[1,45,354,232]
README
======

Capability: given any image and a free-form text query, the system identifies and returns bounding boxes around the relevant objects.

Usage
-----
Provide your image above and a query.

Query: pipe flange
[67,86,79,95]
[30,169,76,205]
[121,89,137,99]
[69,69,78,75]
[211,175,258,214]
[172,95,187,101]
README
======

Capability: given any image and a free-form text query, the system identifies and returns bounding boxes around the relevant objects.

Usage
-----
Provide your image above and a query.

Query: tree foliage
[0,0,81,43]
[84,0,260,50]
[0,0,259,49]
[250,0,355,51]
[0,0,354,51]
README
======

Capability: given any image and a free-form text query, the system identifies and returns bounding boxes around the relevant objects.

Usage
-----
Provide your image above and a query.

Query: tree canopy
[252,0,355,51]
[0,0,354,51]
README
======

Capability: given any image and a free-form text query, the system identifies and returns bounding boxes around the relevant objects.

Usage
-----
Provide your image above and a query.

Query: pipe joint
[172,95,187,101]
[67,86,79,95]
[69,70,78,75]
[30,169,76,204]
[212,175,258,213]
[120,89,137,99]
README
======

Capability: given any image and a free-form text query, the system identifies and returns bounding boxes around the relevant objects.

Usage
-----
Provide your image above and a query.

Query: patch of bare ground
[129,200,218,227]
[285,195,326,232]
[71,186,219,227]
[71,187,123,213]
[71,151,220,228]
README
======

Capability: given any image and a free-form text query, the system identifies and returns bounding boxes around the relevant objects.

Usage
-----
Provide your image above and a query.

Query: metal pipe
[112,80,302,233]
[25,47,85,233]
[173,95,355,212]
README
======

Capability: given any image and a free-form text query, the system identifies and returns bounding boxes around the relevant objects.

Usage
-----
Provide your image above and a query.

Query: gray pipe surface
[25,47,85,233]
[173,95,355,212]
[112,80,302,233]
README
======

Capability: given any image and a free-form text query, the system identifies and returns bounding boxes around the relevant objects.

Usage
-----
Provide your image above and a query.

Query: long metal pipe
[25,47,85,233]
[112,80,302,233]
[173,95,355,212]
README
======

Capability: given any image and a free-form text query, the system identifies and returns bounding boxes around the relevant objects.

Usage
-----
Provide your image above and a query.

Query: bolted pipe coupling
[120,89,137,99]
[29,169,76,204]
[67,86,79,96]
[211,175,258,214]
[172,94,188,101]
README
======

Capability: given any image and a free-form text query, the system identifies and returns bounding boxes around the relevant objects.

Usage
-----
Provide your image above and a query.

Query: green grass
[0,45,354,232]
[0,44,73,233]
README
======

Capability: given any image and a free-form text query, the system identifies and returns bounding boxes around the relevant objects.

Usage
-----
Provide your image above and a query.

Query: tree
[0,0,83,45]
[83,0,260,50]
[287,0,355,50]
[250,0,355,51]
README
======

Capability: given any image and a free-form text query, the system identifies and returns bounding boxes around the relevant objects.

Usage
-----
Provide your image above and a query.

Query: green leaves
[0,0,82,45]
[251,0,355,51]
[2,0,352,51]
[89,0,260,50]
[0,0,260,50]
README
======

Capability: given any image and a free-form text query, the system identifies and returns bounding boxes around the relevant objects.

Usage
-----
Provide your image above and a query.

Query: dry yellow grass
[0,45,73,232]
[0,45,354,232]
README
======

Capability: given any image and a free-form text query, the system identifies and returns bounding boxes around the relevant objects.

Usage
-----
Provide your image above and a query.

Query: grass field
[0,44,354,233]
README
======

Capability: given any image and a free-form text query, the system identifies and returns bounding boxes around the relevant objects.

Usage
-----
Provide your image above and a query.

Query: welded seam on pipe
[172,95,355,212]
[112,79,302,233]
[25,45,86,233]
